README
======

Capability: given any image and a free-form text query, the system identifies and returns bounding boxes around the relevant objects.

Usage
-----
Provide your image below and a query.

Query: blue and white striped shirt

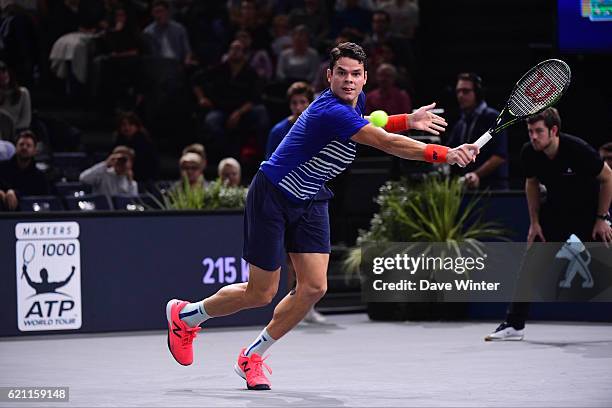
[261,89,369,202]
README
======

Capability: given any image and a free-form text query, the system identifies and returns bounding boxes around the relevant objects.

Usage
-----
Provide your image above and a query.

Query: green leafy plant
[151,177,247,210]
[344,175,510,278]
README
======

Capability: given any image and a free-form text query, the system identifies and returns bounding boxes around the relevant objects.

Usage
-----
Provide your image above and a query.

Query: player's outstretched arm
[352,124,479,167]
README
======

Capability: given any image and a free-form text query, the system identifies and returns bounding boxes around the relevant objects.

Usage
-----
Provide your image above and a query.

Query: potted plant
[344,175,509,321]
[151,178,248,210]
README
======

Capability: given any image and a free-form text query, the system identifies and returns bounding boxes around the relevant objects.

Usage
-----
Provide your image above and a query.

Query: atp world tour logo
[557,234,593,289]
[15,222,82,331]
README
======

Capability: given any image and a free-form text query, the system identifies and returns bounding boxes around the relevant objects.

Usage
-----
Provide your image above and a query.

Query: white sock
[178,301,211,327]
[244,328,276,357]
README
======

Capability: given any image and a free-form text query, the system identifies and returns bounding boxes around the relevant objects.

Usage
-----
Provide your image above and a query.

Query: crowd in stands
[9,0,607,214]
[0,0,424,212]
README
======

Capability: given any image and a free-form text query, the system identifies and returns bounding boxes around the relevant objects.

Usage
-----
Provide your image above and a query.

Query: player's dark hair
[526,107,561,132]
[329,42,367,72]
[287,81,314,102]
[457,72,484,101]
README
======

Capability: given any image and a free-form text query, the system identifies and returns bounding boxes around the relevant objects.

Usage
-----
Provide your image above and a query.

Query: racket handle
[474,131,492,148]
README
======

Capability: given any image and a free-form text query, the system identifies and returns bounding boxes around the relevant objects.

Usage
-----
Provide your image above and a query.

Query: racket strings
[509,61,570,117]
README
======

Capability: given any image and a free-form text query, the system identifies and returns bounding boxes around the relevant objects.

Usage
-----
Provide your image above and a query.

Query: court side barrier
[0,210,286,337]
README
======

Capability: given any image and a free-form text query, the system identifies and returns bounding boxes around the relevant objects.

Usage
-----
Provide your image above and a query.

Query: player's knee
[247,287,277,307]
[299,283,327,302]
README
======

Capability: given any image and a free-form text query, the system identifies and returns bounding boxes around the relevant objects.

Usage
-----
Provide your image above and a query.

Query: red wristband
[423,144,449,163]
[384,114,410,132]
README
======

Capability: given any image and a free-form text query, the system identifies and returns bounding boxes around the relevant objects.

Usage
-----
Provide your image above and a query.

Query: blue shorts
[243,171,331,271]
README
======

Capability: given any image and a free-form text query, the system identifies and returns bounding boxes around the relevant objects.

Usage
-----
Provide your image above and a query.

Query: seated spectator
[113,111,159,182]
[218,157,242,187]
[270,14,292,58]
[143,0,194,65]
[0,61,31,137]
[181,142,213,179]
[0,139,15,160]
[193,40,268,162]
[365,63,412,116]
[288,0,329,50]
[265,81,314,159]
[225,30,273,80]
[276,25,320,84]
[79,145,138,198]
[0,131,48,211]
[172,152,208,191]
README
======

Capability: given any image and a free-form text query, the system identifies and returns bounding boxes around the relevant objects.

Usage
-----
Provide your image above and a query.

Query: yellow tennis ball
[369,110,388,127]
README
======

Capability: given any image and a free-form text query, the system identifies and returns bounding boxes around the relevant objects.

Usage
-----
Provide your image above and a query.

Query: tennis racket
[474,59,571,149]
[22,243,35,278]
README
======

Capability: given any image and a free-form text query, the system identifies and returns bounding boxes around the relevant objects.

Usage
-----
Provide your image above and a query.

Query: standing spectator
[0,60,31,137]
[143,0,194,65]
[100,6,145,58]
[0,131,48,211]
[446,72,508,190]
[79,145,138,198]
[276,25,320,83]
[265,81,314,159]
[95,5,147,110]
[217,157,242,187]
[193,40,268,162]
[113,111,159,182]
[288,0,329,50]
[0,1,38,87]
[365,63,412,115]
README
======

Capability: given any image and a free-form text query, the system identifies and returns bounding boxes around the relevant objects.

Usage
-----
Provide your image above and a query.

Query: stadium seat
[112,194,161,211]
[19,195,64,212]
[55,181,92,197]
[64,194,111,211]
[52,152,90,181]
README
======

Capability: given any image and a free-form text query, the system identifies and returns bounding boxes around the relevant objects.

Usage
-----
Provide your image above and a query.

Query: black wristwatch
[596,212,611,221]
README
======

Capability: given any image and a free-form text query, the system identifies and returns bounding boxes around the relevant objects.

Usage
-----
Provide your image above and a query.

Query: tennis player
[166,42,480,390]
